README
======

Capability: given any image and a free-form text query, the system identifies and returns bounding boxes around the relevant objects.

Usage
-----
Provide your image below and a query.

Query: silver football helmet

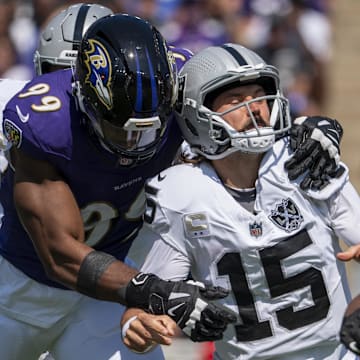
[175,43,291,158]
[33,3,113,75]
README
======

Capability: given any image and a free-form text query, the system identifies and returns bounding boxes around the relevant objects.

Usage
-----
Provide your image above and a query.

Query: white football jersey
[132,138,360,360]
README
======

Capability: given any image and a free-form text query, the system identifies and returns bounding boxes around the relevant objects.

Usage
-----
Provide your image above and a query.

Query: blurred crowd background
[1,0,334,119]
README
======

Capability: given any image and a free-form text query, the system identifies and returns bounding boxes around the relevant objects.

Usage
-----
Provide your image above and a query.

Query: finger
[158,317,177,337]
[200,286,229,300]
[301,146,322,170]
[219,309,237,323]
[337,251,354,262]
[309,178,326,191]
[301,175,330,191]
[285,161,304,180]
[285,151,311,180]
[308,156,327,180]
[124,315,163,344]
[290,146,322,182]
[127,324,173,347]
[321,161,337,177]
[138,313,175,337]
[315,178,329,191]
[199,311,228,330]
[124,339,156,354]
[285,142,318,179]
[203,305,237,326]
[148,331,173,346]
[299,176,312,190]
[189,321,225,342]
[124,328,154,351]
[190,327,224,342]
[288,138,318,165]
[147,317,176,343]
[289,125,306,151]
[337,246,360,262]
[331,165,346,178]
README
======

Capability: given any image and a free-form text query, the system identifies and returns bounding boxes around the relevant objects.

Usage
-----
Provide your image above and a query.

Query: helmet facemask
[175,44,291,160]
[74,14,177,165]
[197,91,290,158]
[74,78,167,164]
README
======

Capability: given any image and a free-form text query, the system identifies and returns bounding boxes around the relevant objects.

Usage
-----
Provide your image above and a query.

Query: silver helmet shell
[33,3,113,75]
[175,43,291,158]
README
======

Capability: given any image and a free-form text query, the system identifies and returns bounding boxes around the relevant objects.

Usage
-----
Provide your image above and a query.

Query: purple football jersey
[0,47,191,288]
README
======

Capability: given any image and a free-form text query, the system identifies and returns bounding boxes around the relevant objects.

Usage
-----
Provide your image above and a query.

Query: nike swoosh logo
[169,292,190,300]
[349,341,360,354]
[16,105,29,123]
[168,302,185,317]
[157,173,166,181]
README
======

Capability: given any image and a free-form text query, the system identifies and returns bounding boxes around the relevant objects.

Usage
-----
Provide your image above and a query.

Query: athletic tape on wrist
[122,315,155,353]
[76,251,117,297]
[121,315,138,340]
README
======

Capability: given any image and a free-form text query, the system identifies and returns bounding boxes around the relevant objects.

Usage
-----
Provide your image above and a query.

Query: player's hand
[337,245,360,263]
[285,116,344,190]
[340,295,360,355]
[125,273,237,342]
[122,311,176,353]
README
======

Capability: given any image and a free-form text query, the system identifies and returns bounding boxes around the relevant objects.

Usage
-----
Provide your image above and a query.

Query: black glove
[284,116,344,190]
[125,273,237,342]
[340,308,360,355]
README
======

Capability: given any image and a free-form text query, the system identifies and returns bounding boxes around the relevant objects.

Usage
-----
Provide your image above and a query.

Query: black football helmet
[74,14,177,164]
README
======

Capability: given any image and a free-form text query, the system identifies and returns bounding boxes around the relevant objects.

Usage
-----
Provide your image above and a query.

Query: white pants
[0,255,164,360]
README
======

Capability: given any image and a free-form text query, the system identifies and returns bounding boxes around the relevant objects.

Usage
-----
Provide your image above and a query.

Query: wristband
[76,251,117,297]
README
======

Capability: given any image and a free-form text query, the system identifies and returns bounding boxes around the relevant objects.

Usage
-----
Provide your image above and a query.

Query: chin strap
[231,128,275,154]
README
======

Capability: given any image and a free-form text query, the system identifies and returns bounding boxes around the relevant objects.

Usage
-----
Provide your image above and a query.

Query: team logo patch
[269,198,303,233]
[183,212,210,238]
[249,222,262,237]
[3,119,22,148]
[84,39,112,109]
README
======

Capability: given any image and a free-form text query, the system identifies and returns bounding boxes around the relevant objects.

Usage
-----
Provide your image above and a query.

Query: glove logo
[169,292,191,300]
[349,341,360,354]
[131,273,150,286]
[167,302,186,318]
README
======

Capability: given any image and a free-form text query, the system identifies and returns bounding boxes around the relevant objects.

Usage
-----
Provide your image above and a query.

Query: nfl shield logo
[249,222,262,237]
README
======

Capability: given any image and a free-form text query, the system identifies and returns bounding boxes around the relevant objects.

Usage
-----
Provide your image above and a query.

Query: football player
[0,3,114,174]
[121,44,358,359]
[0,14,237,360]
